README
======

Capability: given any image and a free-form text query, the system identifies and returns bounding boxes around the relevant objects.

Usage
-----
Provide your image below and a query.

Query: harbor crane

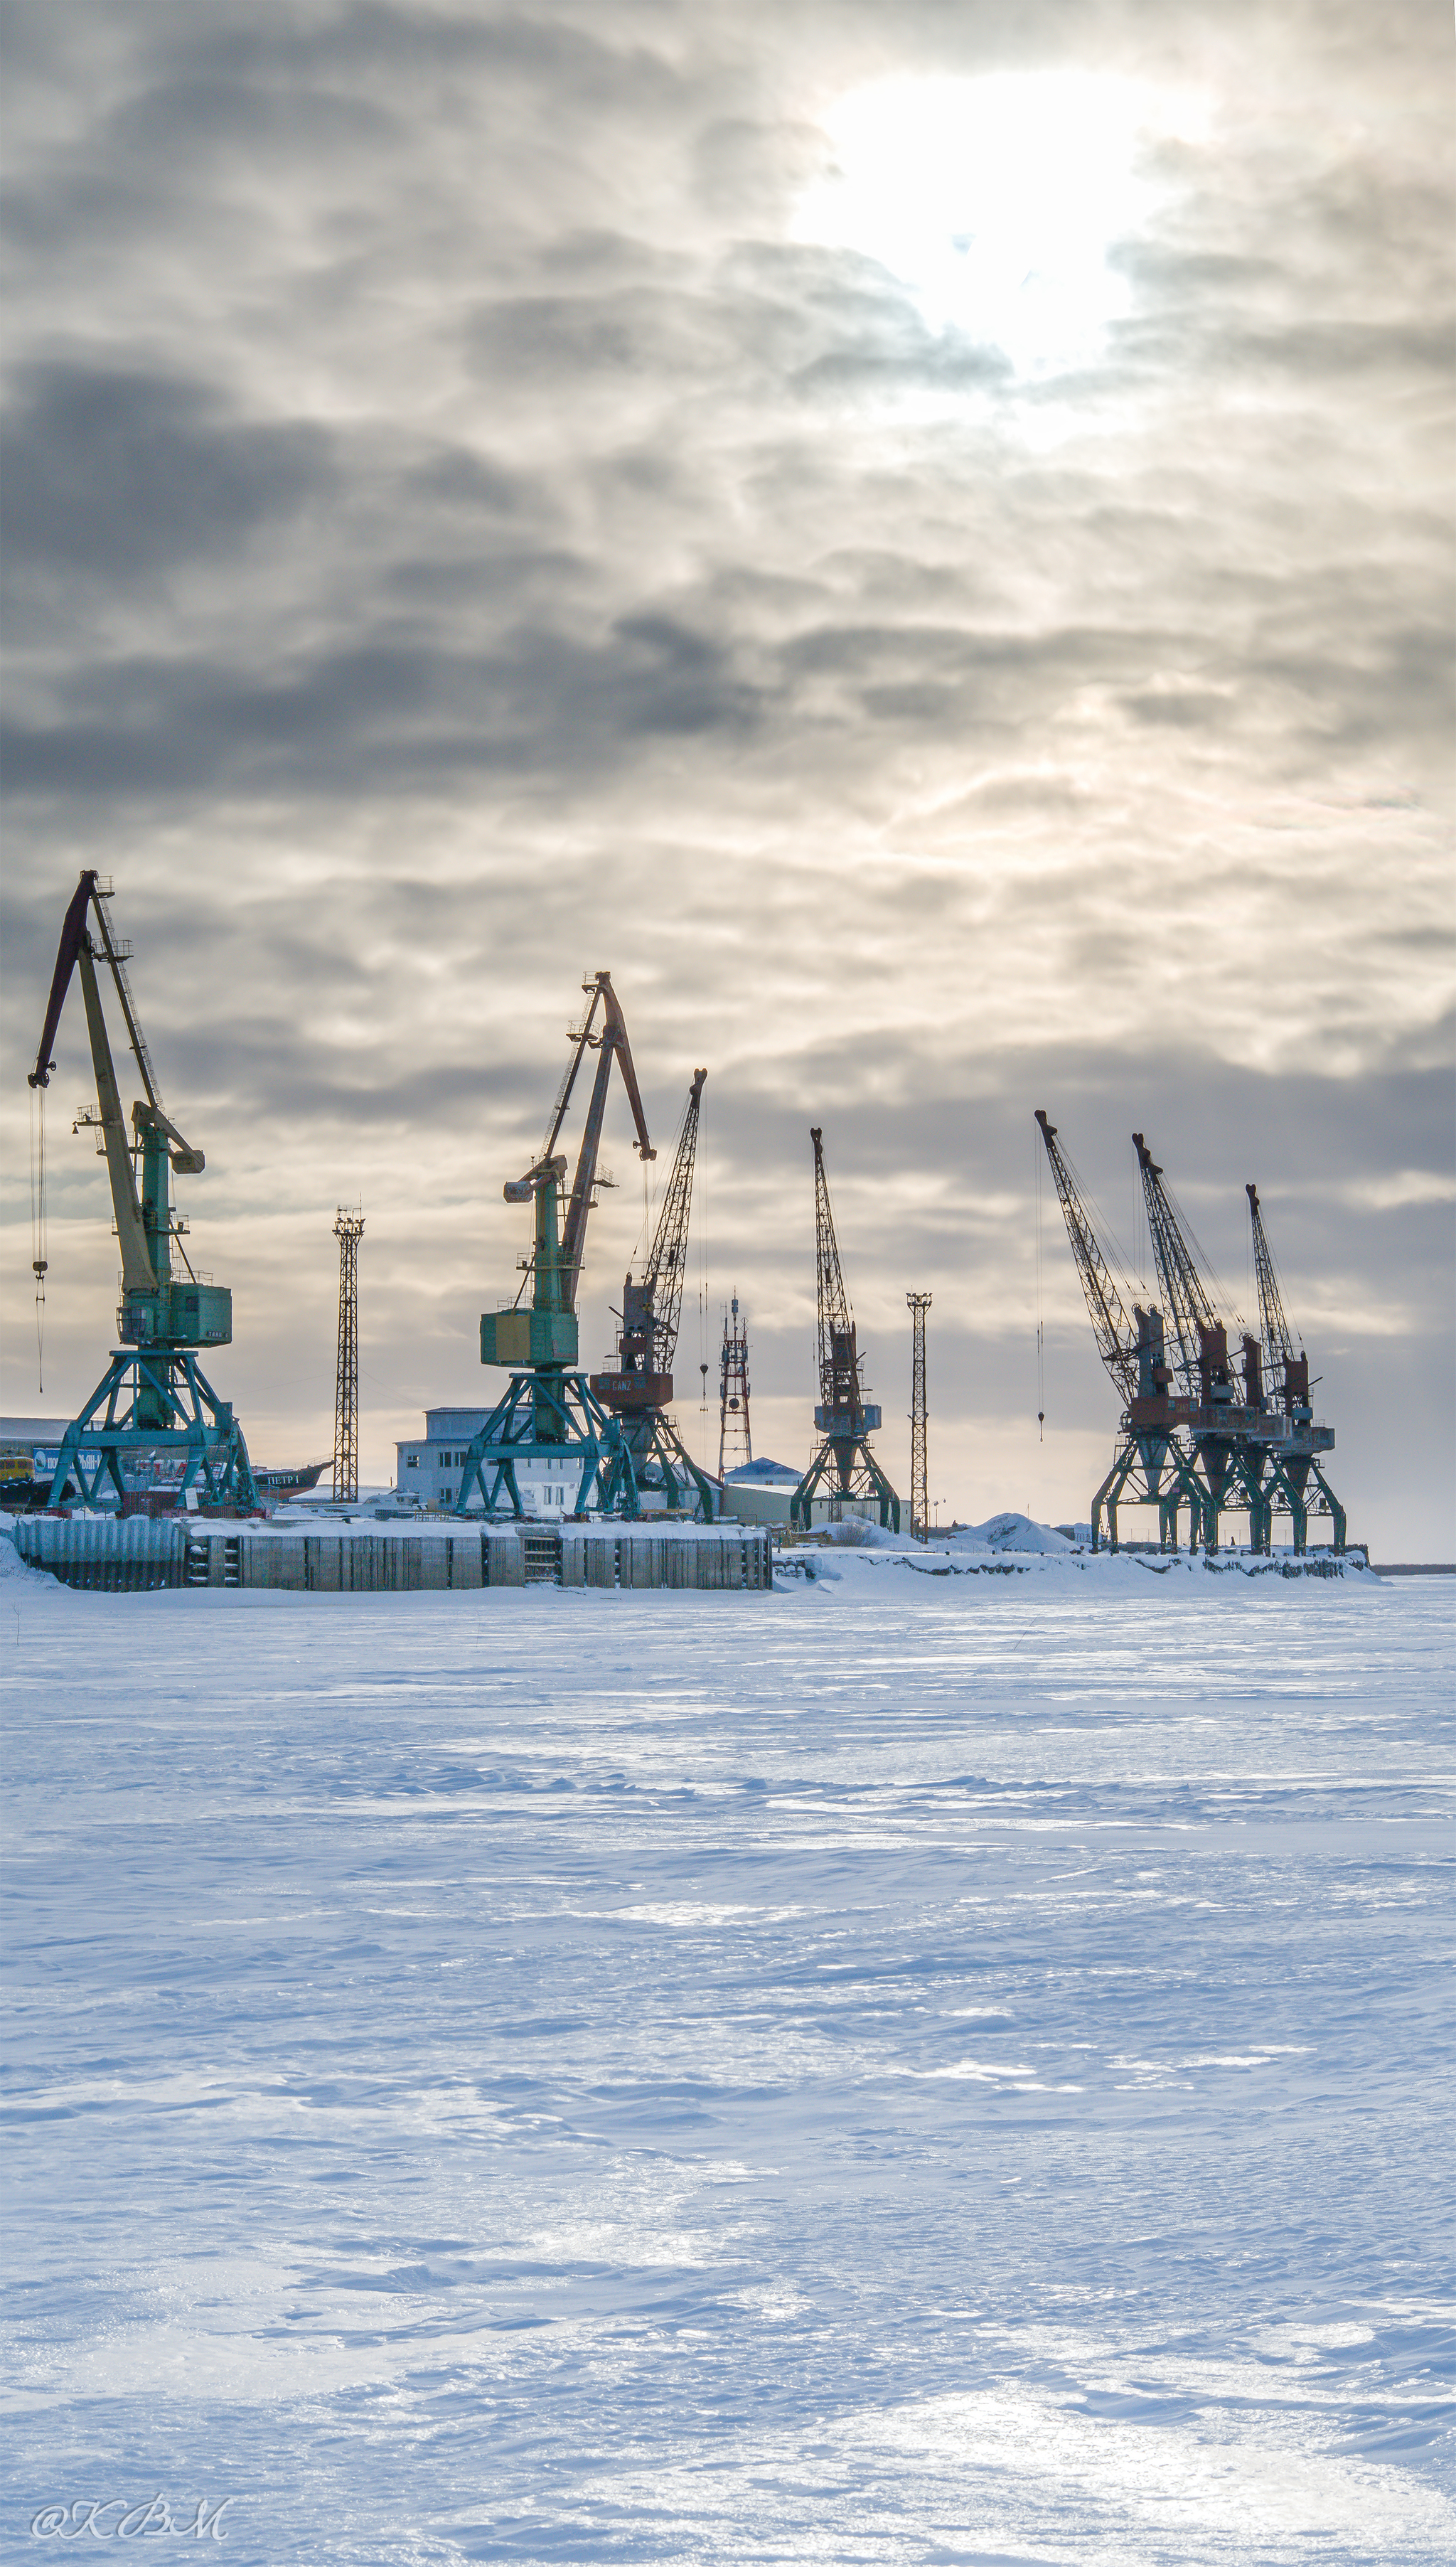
[791,1127,899,1532]
[1247,1183,1305,1414]
[1132,1132,1281,1552]
[1246,1182,1344,1551]
[1034,1109,1202,1549]
[589,1067,718,1517]
[457,971,660,1519]
[26,870,255,1510]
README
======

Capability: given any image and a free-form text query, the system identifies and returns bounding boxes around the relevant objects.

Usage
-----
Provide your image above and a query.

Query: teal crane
[26,870,255,1510]
[457,971,659,1519]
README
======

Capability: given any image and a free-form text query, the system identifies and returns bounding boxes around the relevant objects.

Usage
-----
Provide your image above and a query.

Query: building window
[407,1453,417,1469]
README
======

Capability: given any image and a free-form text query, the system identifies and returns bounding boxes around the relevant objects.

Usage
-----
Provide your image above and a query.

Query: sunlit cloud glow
[796,73,1170,372]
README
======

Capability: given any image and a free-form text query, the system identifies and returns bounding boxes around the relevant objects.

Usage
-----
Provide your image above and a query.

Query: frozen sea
[2,1549,1452,2564]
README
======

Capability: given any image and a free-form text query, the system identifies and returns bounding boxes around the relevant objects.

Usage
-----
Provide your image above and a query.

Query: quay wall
[6,1517,772,1596]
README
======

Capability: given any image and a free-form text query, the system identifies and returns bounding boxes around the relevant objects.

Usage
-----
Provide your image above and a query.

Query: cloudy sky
[3,0,1452,1552]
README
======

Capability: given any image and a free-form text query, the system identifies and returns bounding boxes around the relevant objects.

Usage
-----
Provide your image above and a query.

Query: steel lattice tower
[718,1295,752,1478]
[907,1292,931,1538]
[332,1207,364,1500]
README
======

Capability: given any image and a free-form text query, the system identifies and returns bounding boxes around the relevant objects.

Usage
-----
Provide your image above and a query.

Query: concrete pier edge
[4,1516,773,1595]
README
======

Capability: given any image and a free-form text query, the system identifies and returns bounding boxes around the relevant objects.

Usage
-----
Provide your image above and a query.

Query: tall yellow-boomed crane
[27,870,255,1510]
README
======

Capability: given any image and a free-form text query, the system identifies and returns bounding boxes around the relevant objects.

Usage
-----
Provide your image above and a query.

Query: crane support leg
[1091,1431,1205,1554]
[1307,1461,1347,1555]
[454,1370,641,1521]
[1250,1449,1343,1555]
[49,1348,256,1512]
[1193,1439,1243,1556]
[641,1414,718,1521]
[1271,1453,1312,1554]
[1226,1441,1273,1556]
[791,1434,899,1534]
[1247,1464,1275,1557]
[1091,1445,1132,1552]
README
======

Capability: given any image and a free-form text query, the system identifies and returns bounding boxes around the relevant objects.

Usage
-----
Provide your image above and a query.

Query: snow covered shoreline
[1,1508,1375,1608]
[779,1538,1371,1589]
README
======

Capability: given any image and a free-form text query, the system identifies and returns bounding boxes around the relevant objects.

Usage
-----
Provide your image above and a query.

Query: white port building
[395,1409,579,1515]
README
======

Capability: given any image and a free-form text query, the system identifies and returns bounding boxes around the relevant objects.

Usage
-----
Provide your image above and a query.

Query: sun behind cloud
[795,70,1172,374]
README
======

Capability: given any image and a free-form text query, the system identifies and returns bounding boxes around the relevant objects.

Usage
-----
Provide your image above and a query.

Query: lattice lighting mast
[718,1296,752,1479]
[331,1208,364,1501]
[907,1291,931,1539]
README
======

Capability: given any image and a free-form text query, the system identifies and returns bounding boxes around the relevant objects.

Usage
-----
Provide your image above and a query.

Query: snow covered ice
[2,1544,1452,2563]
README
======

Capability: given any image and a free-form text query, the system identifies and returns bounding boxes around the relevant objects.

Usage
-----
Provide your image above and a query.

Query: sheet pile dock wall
[7,1518,772,1596]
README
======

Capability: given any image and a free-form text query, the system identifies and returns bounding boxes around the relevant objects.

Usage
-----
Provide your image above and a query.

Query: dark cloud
[1,362,336,583]
[0,611,764,798]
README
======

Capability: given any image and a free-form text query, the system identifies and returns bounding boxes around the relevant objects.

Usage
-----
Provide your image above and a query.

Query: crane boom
[75,936,155,1296]
[90,882,167,1121]
[1034,1109,1139,1402]
[1247,1183,1310,1413]
[28,870,209,1310]
[643,1067,705,1372]
[586,1065,714,1522]
[1247,1183,1292,1366]
[29,871,96,1091]
[1133,1133,1228,1402]
[811,1124,855,1416]
[525,971,654,1318]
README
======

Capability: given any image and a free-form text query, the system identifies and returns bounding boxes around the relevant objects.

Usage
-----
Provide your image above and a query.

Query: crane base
[1091,1427,1206,1553]
[47,1347,257,1512]
[791,1434,900,1534]
[454,1369,717,1522]
[621,1409,719,1522]
[1092,1426,1346,1556]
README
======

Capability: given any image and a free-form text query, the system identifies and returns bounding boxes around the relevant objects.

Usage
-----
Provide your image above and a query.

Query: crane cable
[29,1085,48,1392]
[1034,1124,1044,1441]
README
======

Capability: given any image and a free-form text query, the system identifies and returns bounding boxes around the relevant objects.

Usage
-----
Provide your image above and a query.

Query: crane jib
[28,870,98,1089]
